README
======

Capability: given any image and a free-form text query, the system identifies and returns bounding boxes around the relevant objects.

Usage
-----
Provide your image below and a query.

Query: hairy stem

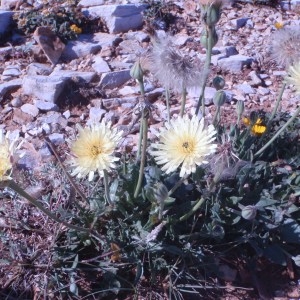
[103,169,112,205]
[180,87,187,117]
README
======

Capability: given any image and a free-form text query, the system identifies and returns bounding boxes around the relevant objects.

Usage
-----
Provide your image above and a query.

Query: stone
[1,0,18,9]
[22,75,68,103]
[26,63,53,76]
[34,100,59,111]
[187,86,216,106]
[235,84,255,95]
[11,97,23,107]
[12,108,34,124]
[82,4,147,34]
[118,39,142,55]
[0,79,22,102]
[258,87,270,96]
[20,103,39,117]
[2,65,21,78]
[217,55,253,73]
[0,11,13,37]
[33,27,65,65]
[173,33,192,46]
[78,0,104,6]
[62,32,120,60]
[50,69,96,83]
[87,107,106,125]
[231,18,250,29]
[48,133,65,145]
[92,56,111,73]
[123,31,149,43]
[99,69,131,89]
[291,0,300,9]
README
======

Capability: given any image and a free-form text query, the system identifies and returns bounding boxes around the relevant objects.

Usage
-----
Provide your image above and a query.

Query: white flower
[70,121,123,181]
[150,115,217,177]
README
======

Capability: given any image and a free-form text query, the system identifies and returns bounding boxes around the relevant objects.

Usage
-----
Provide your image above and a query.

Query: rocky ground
[0,0,300,298]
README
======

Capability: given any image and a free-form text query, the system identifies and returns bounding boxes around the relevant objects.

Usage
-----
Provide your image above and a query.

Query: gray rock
[78,0,104,6]
[235,84,255,95]
[258,87,270,96]
[118,39,142,55]
[27,63,53,76]
[248,70,263,86]
[187,86,216,106]
[0,11,13,36]
[87,107,106,125]
[62,32,120,60]
[291,0,300,9]
[92,56,111,73]
[50,69,96,83]
[22,75,68,103]
[173,33,192,46]
[99,69,131,89]
[217,55,253,73]
[0,79,22,102]
[231,18,250,29]
[82,4,147,34]
[123,31,149,43]
[34,100,59,111]
[48,133,65,145]
[2,65,21,77]
[1,0,18,9]
[11,97,23,107]
[20,103,39,117]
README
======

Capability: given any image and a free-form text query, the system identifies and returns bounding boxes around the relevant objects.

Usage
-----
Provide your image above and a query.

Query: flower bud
[236,100,245,119]
[213,90,226,107]
[200,28,218,50]
[212,76,225,90]
[130,59,144,82]
[241,205,257,220]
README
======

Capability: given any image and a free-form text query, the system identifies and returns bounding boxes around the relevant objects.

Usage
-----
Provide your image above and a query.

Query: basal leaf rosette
[70,121,123,181]
[150,115,218,177]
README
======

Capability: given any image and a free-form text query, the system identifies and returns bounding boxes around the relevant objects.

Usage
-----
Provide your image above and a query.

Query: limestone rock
[217,55,253,73]
[0,79,22,102]
[78,0,104,6]
[50,69,97,83]
[99,70,131,89]
[21,103,39,117]
[92,56,111,73]
[0,11,13,43]
[33,27,65,65]
[82,4,147,34]
[27,63,53,76]
[22,75,68,103]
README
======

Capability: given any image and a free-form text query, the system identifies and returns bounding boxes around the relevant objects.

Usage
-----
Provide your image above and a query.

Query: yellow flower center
[181,141,195,154]
[90,144,103,157]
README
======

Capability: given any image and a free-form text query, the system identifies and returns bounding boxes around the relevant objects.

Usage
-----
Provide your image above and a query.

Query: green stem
[253,105,300,159]
[134,112,148,198]
[138,79,145,97]
[136,79,146,161]
[103,169,112,205]
[179,197,206,222]
[165,89,171,123]
[268,83,286,125]
[212,106,221,127]
[180,86,187,117]
[4,180,100,238]
[195,26,214,117]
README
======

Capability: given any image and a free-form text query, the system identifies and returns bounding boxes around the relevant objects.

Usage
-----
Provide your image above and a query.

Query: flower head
[148,35,204,92]
[150,115,217,177]
[285,62,300,94]
[70,121,123,181]
[70,24,82,34]
[0,130,17,181]
[269,27,300,68]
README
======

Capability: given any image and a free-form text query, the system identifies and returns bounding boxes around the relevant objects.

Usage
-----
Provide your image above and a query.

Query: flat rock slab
[82,4,147,34]
[22,75,68,103]
[78,0,104,6]
[62,32,121,60]
[50,69,97,83]
[99,69,131,89]
[0,78,22,102]
[217,55,254,73]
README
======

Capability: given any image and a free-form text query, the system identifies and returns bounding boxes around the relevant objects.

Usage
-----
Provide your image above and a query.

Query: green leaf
[280,218,300,244]
[263,244,286,266]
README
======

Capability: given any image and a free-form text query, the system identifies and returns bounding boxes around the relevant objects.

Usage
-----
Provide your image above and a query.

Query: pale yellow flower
[286,62,300,94]
[70,121,123,181]
[70,24,82,34]
[0,130,15,181]
[150,115,217,177]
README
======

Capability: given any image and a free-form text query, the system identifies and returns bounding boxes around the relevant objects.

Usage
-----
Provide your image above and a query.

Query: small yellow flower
[70,121,123,181]
[274,22,284,30]
[70,24,82,34]
[286,62,300,94]
[243,116,267,136]
[0,130,15,181]
[150,115,217,177]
